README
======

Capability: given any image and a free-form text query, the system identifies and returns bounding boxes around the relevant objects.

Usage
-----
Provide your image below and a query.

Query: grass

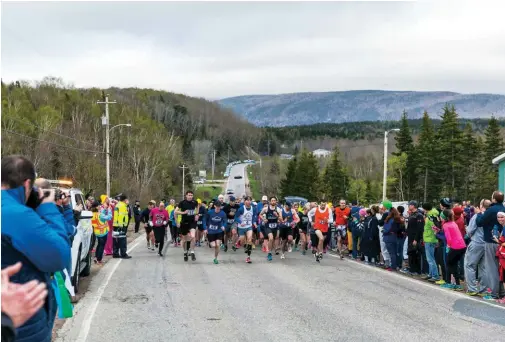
[248,169,262,200]
[194,185,222,201]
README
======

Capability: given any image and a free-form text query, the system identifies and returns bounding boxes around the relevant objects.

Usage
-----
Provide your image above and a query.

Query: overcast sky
[2,1,504,99]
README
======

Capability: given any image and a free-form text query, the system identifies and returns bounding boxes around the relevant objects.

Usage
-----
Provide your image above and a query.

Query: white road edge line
[76,235,143,342]
[327,253,505,310]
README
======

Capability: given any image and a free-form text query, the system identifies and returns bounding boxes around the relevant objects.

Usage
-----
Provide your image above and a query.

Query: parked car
[226,189,234,195]
[284,196,308,207]
[49,180,93,293]
[194,179,204,184]
[234,175,243,179]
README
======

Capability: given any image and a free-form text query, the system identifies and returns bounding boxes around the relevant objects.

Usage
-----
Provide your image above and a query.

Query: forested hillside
[219,90,505,127]
[1,77,260,201]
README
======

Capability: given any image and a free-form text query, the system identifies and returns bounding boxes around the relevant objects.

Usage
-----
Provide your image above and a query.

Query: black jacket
[2,312,15,342]
[407,210,424,244]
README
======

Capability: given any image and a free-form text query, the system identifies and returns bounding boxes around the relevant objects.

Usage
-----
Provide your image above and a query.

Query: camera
[26,187,63,209]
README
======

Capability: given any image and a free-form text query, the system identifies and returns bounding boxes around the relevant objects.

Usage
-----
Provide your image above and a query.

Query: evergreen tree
[416,111,438,202]
[392,110,416,199]
[322,146,348,201]
[364,178,374,205]
[461,123,477,201]
[434,104,465,199]
[480,116,505,197]
[296,150,321,200]
[280,156,298,198]
[394,110,414,155]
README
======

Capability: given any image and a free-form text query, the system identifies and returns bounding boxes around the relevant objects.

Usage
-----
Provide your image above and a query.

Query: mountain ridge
[218,90,505,127]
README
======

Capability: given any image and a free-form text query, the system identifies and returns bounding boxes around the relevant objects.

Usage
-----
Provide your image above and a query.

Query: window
[74,193,84,210]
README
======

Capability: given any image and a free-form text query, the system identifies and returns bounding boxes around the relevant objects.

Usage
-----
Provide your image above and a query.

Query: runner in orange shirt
[334,199,351,259]
[309,200,334,262]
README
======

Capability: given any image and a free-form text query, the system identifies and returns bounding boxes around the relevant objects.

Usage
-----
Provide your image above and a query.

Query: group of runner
[142,191,342,264]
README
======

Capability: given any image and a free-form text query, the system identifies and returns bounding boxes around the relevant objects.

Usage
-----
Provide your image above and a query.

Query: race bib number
[302,217,309,223]
[227,219,234,224]
[269,223,277,229]
[209,224,219,231]
[186,210,195,216]
[197,221,202,225]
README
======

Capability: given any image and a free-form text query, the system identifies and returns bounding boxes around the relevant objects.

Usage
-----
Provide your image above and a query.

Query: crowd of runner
[115,190,505,304]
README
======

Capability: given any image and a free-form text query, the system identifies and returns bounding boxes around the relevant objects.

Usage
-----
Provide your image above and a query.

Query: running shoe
[151,246,155,251]
[319,253,324,260]
[440,283,455,289]
[302,250,306,256]
[275,249,280,255]
[466,291,478,296]
[262,245,267,253]
[184,253,188,262]
[280,253,285,259]
[252,244,256,250]
[158,252,163,257]
[224,245,228,252]
[267,253,273,261]
[232,245,237,252]
[155,243,159,248]
[294,246,299,251]
[496,298,505,304]
[420,275,431,280]
[453,285,463,291]
[196,241,200,247]
[316,254,320,263]
[220,243,225,250]
[93,258,98,264]
[483,295,497,301]
[323,248,327,254]
[213,258,219,264]
[147,242,150,249]
[288,246,292,253]
[191,252,196,261]
[428,278,440,283]
[435,279,446,285]
[246,257,251,263]
[400,268,410,274]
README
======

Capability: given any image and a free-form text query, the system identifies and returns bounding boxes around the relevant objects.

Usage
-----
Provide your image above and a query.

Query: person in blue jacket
[204,201,227,264]
[1,155,71,342]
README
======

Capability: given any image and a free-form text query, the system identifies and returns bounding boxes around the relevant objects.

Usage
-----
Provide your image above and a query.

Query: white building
[312,149,331,158]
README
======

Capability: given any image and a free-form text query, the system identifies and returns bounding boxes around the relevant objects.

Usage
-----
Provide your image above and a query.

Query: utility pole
[300,139,303,152]
[227,145,230,163]
[179,164,189,200]
[267,139,271,156]
[211,150,216,180]
[97,95,116,198]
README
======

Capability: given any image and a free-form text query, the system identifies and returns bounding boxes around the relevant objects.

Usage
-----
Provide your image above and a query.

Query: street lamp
[382,128,400,201]
[100,109,132,198]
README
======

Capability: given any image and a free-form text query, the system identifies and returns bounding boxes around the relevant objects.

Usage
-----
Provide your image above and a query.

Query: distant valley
[218,90,505,127]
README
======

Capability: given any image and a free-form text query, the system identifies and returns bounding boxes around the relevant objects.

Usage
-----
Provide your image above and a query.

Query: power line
[2,129,104,154]
[5,116,98,147]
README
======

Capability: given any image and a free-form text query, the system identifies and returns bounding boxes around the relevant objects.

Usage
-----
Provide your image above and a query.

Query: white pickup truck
[49,180,94,293]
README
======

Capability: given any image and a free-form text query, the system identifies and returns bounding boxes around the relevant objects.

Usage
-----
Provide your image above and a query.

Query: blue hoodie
[476,202,505,243]
[1,186,71,342]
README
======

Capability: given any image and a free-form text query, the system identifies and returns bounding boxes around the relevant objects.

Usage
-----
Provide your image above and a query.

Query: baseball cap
[381,200,393,210]
[440,198,452,209]
[197,198,202,204]
[262,195,268,201]
[149,200,156,205]
[229,196,236,201]
[453,206,464,217]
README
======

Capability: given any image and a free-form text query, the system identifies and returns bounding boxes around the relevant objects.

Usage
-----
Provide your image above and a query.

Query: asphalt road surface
[225,163,247,199]
[57,233,505,342]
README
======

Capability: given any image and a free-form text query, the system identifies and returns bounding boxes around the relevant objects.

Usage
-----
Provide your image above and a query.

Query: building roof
[313,149,331,153]
[492,152,505,165]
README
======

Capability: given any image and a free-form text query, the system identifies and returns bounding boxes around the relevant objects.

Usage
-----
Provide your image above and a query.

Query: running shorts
[279,226,293,240]
[336,225,347,238]
[145,224,152,235]
[208,232,224,243]
[311,231,327,246]
[180,222,196,236]
[197,219,204,231]
[238,227,252,236]
[225,221,236,233]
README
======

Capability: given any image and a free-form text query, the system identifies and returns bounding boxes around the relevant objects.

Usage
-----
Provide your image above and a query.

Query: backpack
[429,214,442,229]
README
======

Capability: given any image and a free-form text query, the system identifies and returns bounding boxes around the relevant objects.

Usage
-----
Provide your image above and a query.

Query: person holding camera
[1,155,71,342]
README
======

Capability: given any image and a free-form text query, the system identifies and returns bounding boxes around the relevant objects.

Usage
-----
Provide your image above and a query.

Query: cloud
[1,1,504,98]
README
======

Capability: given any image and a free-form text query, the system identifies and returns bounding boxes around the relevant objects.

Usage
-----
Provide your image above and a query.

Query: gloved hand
[163,221,167,225]
[148,221,153,227]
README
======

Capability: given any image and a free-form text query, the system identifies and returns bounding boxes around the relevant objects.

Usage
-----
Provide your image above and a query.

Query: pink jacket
[443,221,466,250]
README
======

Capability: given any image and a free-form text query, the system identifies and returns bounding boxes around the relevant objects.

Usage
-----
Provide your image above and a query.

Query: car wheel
[80,247,92,277]
[72,248,82,294]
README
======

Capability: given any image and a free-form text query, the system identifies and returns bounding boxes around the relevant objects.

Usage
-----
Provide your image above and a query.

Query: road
[56,234,504,342]
[224,163,248,199]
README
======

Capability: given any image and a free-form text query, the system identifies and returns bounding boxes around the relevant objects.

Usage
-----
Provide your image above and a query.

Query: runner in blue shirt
[204,201,227,264]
